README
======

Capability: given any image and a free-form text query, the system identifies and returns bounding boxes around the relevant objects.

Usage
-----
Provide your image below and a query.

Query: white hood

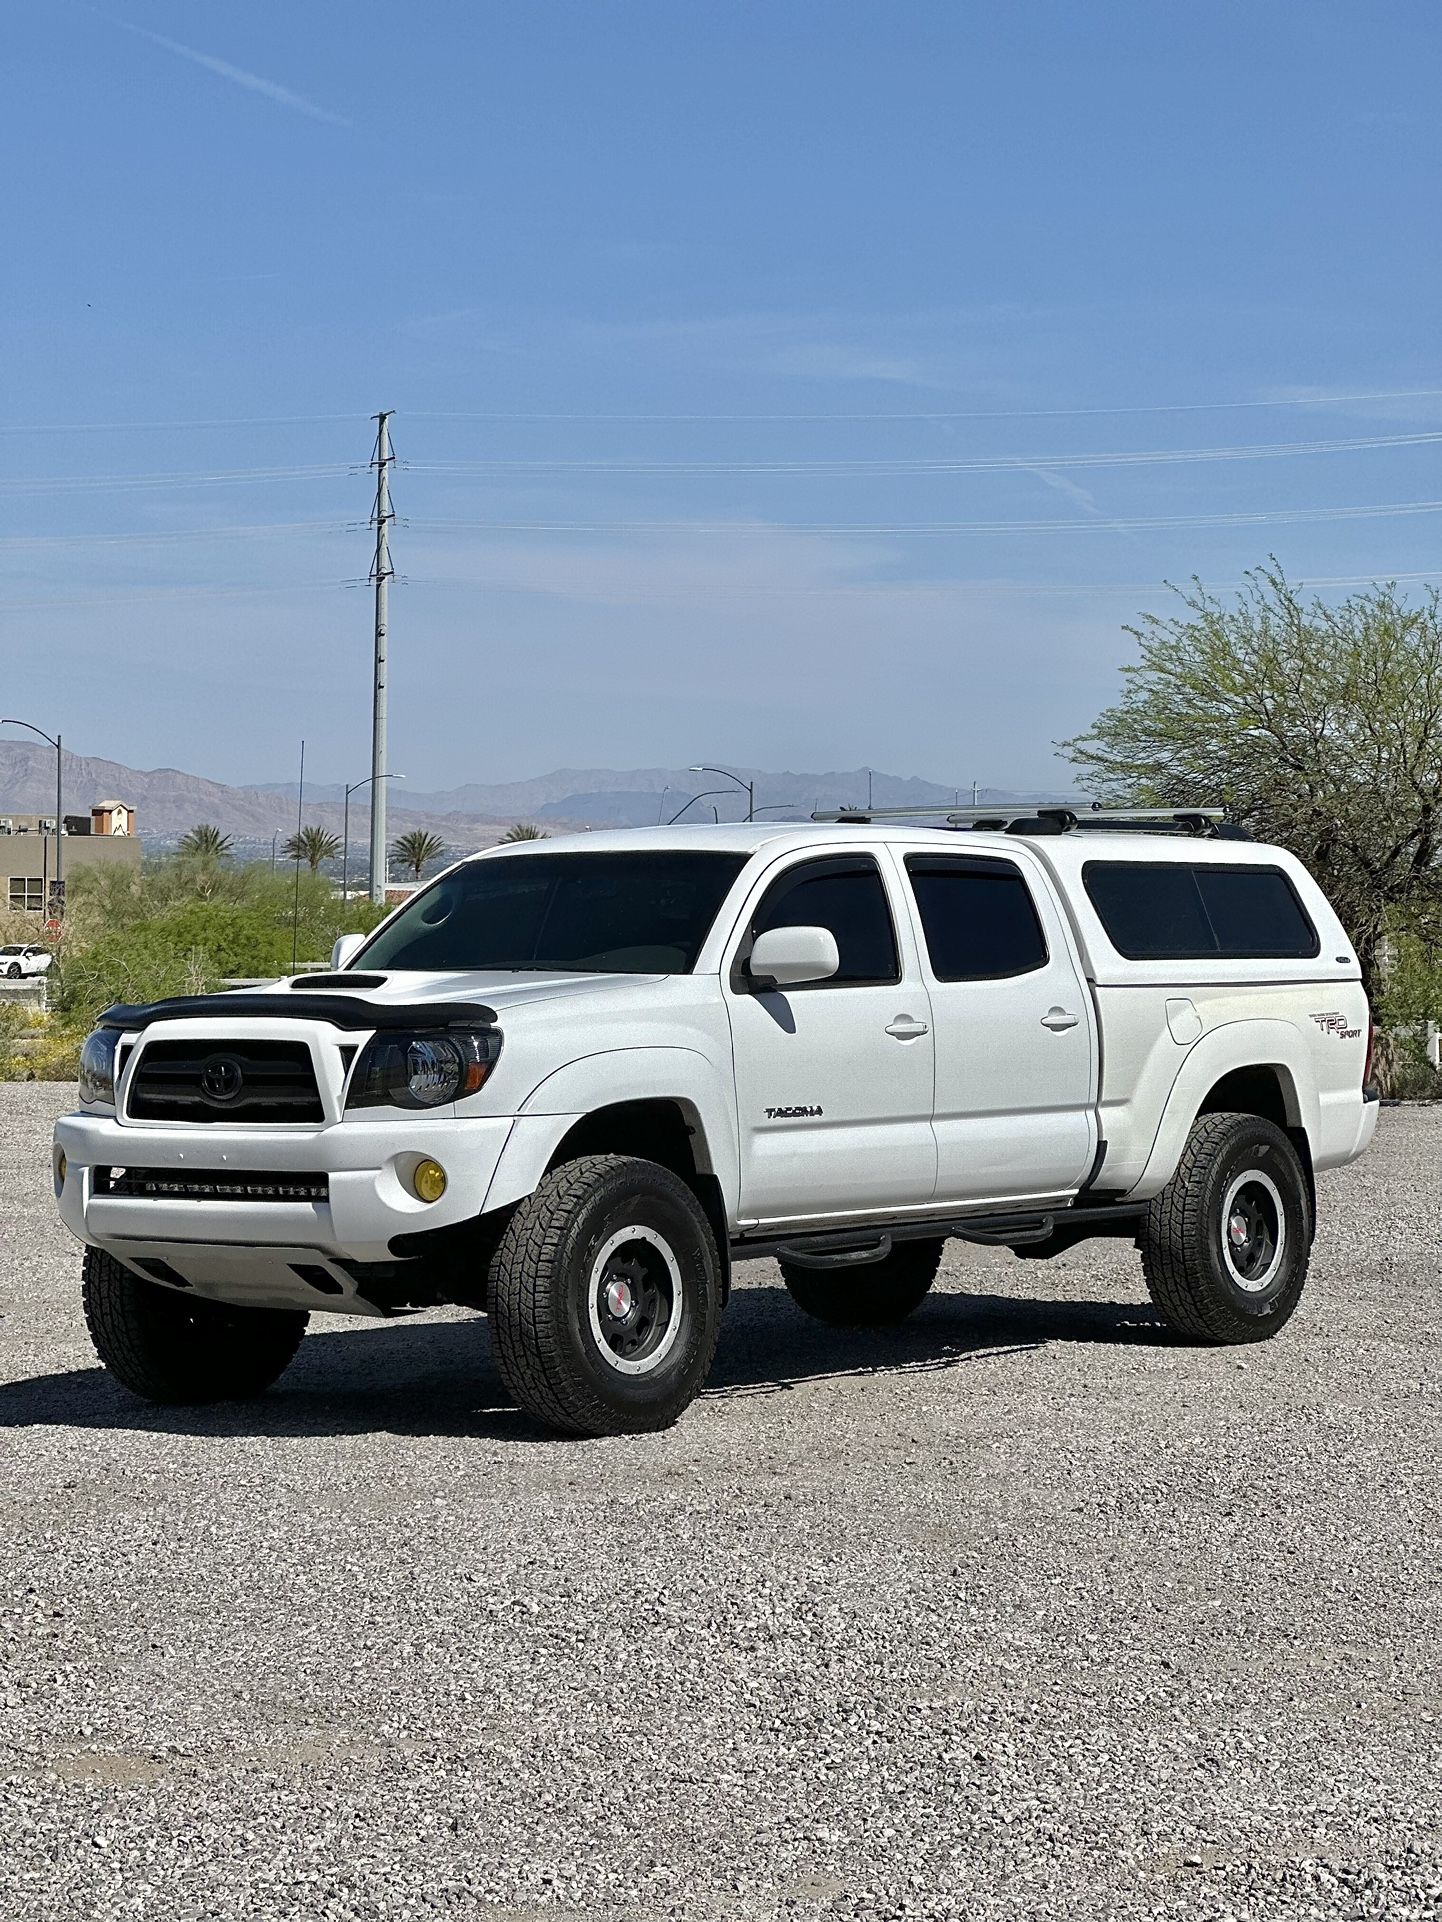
[276,969,663,1017]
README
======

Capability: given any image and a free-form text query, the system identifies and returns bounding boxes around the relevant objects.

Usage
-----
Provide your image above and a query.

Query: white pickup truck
[55,808,1378,1437]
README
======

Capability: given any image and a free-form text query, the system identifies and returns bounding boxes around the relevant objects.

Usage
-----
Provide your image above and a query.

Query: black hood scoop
[291,973,388,991]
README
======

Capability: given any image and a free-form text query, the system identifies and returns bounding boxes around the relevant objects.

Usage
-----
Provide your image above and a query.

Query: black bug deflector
[96,994,501,1033]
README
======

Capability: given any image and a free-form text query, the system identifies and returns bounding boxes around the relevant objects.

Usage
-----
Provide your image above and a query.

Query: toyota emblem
[199,1054,245,1104]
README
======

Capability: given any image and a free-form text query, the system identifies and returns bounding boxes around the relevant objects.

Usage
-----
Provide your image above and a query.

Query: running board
[733,1200,1147,1268]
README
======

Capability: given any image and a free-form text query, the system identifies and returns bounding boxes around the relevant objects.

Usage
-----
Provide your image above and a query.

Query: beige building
[0,799,141,915]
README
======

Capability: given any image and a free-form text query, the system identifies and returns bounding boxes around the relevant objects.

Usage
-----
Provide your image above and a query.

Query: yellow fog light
[55,1149,68,1195]
[411,1158,448,1204]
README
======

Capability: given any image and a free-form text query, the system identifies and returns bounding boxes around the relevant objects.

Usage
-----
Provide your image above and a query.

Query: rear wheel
[1139,1112,1311,1344]
[487,1155,723,1436]
[5,963,20,978]
[81,1247,308,1402]
[780,1238,944,1326]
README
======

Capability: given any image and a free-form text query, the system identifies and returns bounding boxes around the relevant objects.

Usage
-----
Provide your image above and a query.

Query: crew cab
[55,809,1379,1436]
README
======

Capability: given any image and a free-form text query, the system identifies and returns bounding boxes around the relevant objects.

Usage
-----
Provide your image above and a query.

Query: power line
[407,430,1442,478]
[2,388,1439,435]
[410,568,1442,600]
[0,463,356,495]
[8,582,346,611]
[406,386,1442,424]
[0,413,367,435]
[410,498,1442,538]
[0,520,350,548]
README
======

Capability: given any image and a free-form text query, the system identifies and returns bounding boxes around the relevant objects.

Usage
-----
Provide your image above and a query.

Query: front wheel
[81,1248,308,1401]
[781,1238,944,1326]
[1139,1112,1312,1344]
[486,1155,723,1437]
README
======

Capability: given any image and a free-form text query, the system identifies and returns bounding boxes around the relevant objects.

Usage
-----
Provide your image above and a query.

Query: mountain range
[0,741,1060,847]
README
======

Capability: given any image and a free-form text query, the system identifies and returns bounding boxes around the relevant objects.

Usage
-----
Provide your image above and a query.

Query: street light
[343,773,405,902]
[668,788,731,825]
[690,764,754,821]
[1,718,63,917]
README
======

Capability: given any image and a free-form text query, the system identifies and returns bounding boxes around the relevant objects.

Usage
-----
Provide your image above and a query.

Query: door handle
[885,1016,929,1040]
[1041,1006,1080,1031]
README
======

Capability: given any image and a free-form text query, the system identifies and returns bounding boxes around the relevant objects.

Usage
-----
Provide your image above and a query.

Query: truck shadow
[0,1286,1171,1441]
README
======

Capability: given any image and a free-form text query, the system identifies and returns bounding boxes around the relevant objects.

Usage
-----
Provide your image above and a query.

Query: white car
[56,807,1377,1436]
[1,943,53,979]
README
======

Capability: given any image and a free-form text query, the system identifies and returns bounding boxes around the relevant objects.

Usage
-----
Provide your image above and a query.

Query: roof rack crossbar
[810,803,1227,826]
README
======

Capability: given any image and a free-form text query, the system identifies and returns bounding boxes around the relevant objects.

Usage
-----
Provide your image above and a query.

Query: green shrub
[55,859,388,1037]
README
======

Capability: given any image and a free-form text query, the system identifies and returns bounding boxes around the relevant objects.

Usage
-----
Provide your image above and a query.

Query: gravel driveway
[2,1083,1439,1921]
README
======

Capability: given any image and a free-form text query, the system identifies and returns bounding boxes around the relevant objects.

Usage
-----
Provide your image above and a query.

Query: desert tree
[1061,565,1442,994]
[500,823,549,842]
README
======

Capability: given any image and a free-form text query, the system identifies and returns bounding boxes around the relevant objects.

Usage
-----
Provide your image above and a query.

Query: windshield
[357,850,750,975]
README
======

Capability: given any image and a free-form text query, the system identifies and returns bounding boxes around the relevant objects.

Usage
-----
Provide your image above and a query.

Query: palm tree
[284,825,342,872]
[392,828,446,879]
[179,823,233,860]
[500,823,549,842]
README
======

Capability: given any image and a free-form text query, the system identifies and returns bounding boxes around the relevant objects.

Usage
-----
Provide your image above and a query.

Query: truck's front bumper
[54,1112,515,1316]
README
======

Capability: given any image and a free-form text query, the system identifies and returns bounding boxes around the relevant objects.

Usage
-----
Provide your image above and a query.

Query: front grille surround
[124,1038,324,1125]
[98,1167,329,1203]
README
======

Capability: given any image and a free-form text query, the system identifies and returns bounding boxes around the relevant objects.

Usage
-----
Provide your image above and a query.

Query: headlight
[78,1028,120,1107]
[346,1029,501,1111]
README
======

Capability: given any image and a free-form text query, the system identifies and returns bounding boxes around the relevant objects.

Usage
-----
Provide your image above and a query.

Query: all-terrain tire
[780,1238,944,1327]
[1139,1111,1312,1344]
[486,1155,723,1437]
[81,1247,308,1403]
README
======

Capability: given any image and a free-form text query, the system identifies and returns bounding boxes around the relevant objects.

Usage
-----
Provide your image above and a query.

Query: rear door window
[1083,862,1319,960]
[904,856,1049,979]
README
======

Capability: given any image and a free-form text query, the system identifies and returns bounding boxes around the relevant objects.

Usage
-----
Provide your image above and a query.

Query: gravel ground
[2,1082,1440,1922]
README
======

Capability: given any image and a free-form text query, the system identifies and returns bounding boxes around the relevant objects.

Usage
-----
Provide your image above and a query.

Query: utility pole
[368,411,395,907]
[291,739,305,975]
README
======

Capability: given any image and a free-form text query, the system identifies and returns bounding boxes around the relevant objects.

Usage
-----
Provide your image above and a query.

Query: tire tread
[780,1237,944,1327]
[488,1155,721,1436]
[81,1247,307,1403]
[1140,1111,1309,1344]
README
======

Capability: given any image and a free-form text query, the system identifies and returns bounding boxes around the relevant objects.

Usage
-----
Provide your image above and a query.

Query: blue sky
[5,1,1440,793]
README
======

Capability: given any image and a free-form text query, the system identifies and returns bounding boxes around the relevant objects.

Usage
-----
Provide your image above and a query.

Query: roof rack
[810,802,1237,838]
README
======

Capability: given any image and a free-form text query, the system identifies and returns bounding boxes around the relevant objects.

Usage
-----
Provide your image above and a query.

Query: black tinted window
[1195,868,1319,957]
[752,859,899,986]
[1084,864,1213,958]
[905,857,1049,979]
[359,851,748,974]
[1084,862,1318,960]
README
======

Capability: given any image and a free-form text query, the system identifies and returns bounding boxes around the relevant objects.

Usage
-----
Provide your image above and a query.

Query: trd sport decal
[1311,1012,1363,1040]
[765,1105,824,1120]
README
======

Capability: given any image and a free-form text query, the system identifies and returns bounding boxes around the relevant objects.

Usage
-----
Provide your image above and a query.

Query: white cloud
[111,18,351,127]
[1019,465,1106,519]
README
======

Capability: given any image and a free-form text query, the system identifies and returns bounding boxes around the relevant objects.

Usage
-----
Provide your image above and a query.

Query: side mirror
[331,932,366,971]
[747,925,840,989]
